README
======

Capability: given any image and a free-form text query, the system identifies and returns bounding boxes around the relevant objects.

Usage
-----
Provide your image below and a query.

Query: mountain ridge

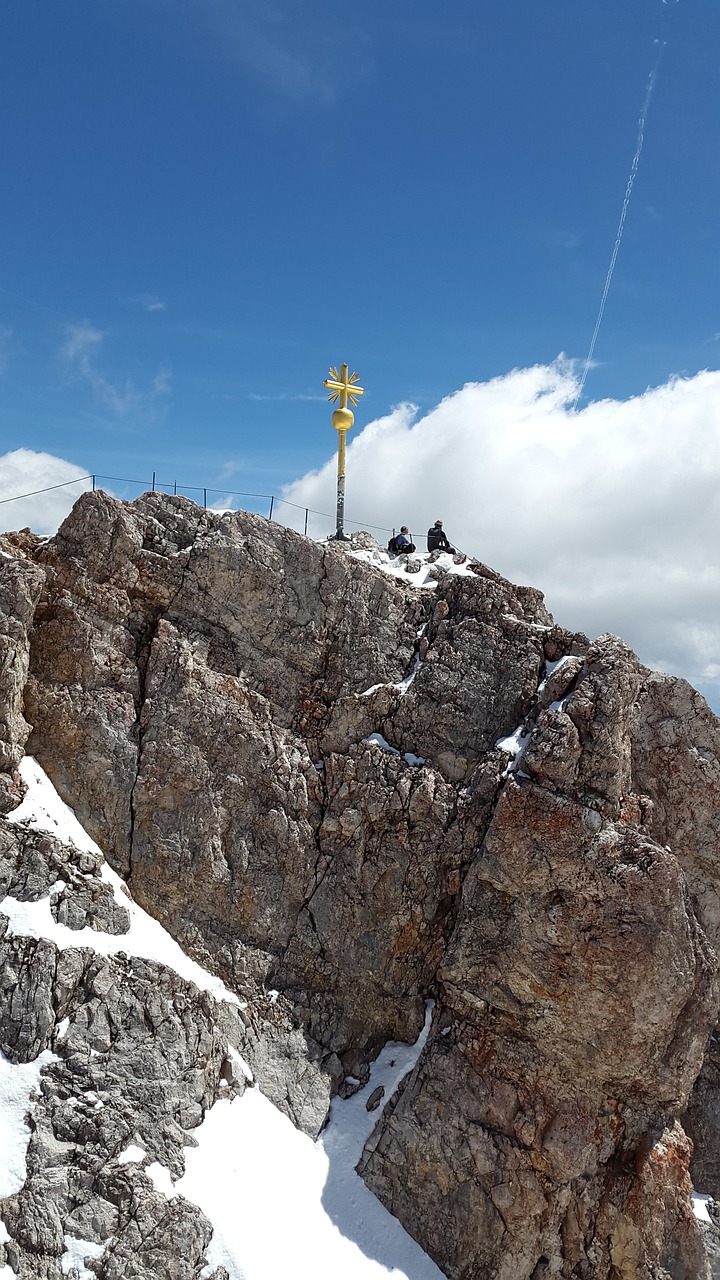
[2,489,720,1278]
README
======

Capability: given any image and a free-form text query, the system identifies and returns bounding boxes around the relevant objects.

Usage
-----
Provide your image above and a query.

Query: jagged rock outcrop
[0,814,335,1279]
[0,553,44,814]
[361,778,716,1278]
[3,489,720,1278]
[18,491,562,1062]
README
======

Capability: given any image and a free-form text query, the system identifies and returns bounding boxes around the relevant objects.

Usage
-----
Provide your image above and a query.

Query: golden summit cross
[324,364,364,410]
[323,362,364,541]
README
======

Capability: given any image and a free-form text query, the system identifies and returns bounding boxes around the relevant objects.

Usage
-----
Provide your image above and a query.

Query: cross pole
[323,363,364,541]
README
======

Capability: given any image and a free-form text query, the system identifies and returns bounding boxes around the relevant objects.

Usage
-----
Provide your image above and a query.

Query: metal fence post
[304,508,308,536]
[269,496,274,520]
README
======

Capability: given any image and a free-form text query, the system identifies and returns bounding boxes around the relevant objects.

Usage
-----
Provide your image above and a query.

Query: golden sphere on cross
[332,406,354,432]
[324,361,364,541]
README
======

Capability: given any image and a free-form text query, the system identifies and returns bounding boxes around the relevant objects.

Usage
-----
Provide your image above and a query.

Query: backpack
[387,536,400,555]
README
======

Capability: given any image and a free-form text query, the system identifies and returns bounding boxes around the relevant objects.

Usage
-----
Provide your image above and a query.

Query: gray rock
[0,815,334,1278]
[3,491,720,1278]
[0,554,45,812]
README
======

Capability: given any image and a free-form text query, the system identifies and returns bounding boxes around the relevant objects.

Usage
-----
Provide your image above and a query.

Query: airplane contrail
[572,42,666,410]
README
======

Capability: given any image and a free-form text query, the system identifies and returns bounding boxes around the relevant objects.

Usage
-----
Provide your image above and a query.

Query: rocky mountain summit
[3,488,720,1278]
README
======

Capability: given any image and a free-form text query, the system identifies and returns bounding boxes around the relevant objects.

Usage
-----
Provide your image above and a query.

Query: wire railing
[0,471,400,540]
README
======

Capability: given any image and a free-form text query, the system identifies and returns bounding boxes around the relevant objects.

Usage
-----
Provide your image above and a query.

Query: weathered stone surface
[21,493,551,1064]
[684,1032,720,1198]
[0,554,45,813]
[0,814,334,1278]
[700,1199,720,1280]
[3,490,720,1277]
[361,777,717,1278]
[361,635,720,1279]
[631,671,720,945]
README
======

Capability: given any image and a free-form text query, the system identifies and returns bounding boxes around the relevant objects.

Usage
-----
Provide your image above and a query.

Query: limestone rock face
[0,814,299,1274]
[0,813,335,1280]
[2,489,720,1278]
[361,776,716,1278]
[0,555,44,813]
[21,492,553,1064]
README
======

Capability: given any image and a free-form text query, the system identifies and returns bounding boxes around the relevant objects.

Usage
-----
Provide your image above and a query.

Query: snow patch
[359,683,384,698]
[693,1192,713,1223]
[364,734,425,765]
[0,1049,58,1199]
[348,547,475,591]
[2,759,240,1008]
[228,1044,254,1084]
[116,1143,147,1166]
[146,1162,176,1199]
[60,1235,107,1279]
[365,733,399,755]
[496,723,532,776]
[1,762,446,1278]
[174,1003,443,1280]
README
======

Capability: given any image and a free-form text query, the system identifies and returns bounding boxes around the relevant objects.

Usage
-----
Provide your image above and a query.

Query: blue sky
[1,0,717,494]
[3,1,720,712]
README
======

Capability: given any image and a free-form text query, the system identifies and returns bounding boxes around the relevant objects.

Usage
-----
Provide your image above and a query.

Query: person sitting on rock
[427,519,454,554]
[388,526,416,556]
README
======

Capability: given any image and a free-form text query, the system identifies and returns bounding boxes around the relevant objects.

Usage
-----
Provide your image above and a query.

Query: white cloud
[164,0,371,107]
[123,293,167,312]
[281,361,720,704]
[152,367,172,397]
[0,450,93,536]
[6,364,720,713]
[60,322,171,418]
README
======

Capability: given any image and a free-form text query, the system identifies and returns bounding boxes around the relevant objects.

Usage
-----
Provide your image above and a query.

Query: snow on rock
[495,722,532,777]
[364,734,426,767]
[364,733,399,755]
[693,1193,712,1223]
[3,757,240,1007]
[173,1004,444,1280]
[116,1144,147,1166]
[123,1002,443,1280]
[1,758,448,1279]
[0,1049,58,1199]
[60,1236,107,1279]
[348,547,476,590]
[227,1044,254,1084]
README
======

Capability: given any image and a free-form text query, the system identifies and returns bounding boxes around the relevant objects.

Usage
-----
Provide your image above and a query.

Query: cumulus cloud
[0,450,93,537]
[60,322,171,418]
[141,295,166,313]
[281,361,720,705]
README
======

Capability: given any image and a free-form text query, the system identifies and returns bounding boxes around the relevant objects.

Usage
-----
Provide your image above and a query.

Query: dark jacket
[389,533,415,555]
[427,525,451,552]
